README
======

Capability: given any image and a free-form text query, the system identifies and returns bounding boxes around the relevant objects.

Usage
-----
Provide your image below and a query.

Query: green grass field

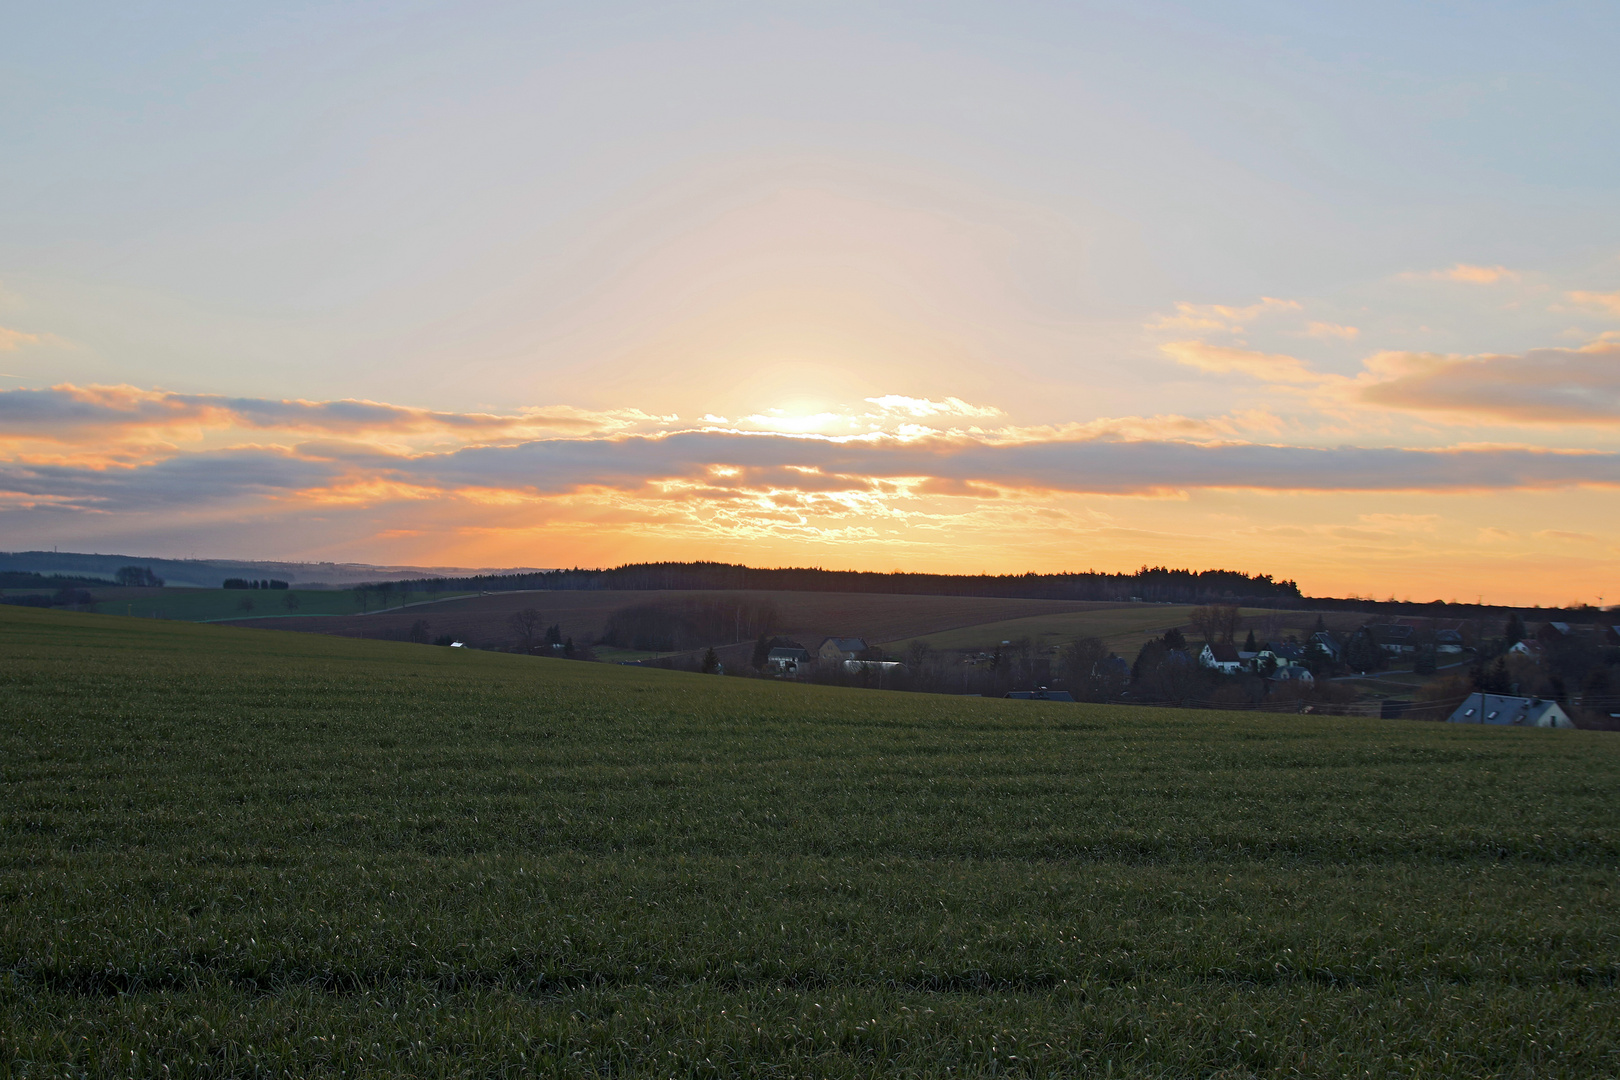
[81,588,474,622]
[2,606,1616,1077]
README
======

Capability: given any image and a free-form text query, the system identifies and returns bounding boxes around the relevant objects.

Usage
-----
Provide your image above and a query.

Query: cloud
[1356,340,1620,424]
[1148,297,1300,332]
[9,430,1618,524]
[0,384,643,443]
[864,395,1003,419]
[1159,341,1327,385]
[0,326,42,351]
[1568,290,1620,316]
[1420,264,1520,284]
[1304,321,1359,340]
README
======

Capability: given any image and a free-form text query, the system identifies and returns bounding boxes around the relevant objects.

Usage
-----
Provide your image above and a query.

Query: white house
[1198,642,1244,674]
[1271,663,1314,684]
[766,645,813,677]
[1446,692,1573,728]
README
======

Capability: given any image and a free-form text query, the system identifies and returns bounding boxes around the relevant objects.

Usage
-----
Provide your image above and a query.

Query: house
[1269,642,1306,663]
[1270,663,1314,684]
[1536,621,1572,645]
[1368,624,1414,655]
[1098,655,1131,681]
[1508,640,1544,660]
[818,637,868,663]
[1199,642,1244,674]
[1004,689,1076,702]
[1309,631,1343,662]
[766,645,813,677]
[1435,629,1464,654]
[1446,692,1574,728]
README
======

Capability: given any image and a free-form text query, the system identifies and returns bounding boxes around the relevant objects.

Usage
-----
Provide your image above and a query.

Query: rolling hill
[2,605,1616,1076]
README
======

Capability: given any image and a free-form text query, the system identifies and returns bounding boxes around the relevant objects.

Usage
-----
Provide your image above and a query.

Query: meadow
[1,606,1616,1077]
[78,587,474,623]
[235,589,1121,653]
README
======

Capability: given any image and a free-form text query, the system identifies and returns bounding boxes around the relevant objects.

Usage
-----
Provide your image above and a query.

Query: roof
[820,637,867,652]
[1446,692,1572,728]
[767,646,811,661]
[1205,642,1241,663]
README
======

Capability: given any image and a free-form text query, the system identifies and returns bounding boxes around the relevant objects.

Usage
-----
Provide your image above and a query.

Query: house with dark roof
[1309,630,1343,661]
[765,645,813,677]
[1270,663,1314,684]
[1198,642,1243,674]
[818,637,869,662]
[1368,624,1414,655]
[1447,692,1573,728]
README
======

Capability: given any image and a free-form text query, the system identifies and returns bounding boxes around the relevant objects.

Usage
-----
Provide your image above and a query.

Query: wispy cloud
[1304,321,1359,340]
[0,326,43,351]
[1159,341,1327,385]
[1568,290,1620,316]
[1416,263,1521,285]
[1148,297,1299,333]
[864,395,1003,419]
[0,384,656,444]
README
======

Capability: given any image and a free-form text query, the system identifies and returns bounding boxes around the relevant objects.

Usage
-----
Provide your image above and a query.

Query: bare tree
[509,608,543,651]
[282,591,300,611]
[1191,604,1241,643]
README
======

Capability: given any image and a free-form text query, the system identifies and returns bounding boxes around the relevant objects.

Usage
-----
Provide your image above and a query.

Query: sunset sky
[3,2,1618,604]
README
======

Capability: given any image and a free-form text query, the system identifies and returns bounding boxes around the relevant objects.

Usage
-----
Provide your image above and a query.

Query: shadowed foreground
[2,607,1616,1077]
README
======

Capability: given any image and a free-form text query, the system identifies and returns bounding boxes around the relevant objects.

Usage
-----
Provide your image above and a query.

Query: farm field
[2,607,1617,1076]
[233,589,1135,654]
[77,586,475,622]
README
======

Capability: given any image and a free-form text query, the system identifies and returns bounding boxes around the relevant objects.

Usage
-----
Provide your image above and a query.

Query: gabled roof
[1447,692,1572,728]
[1204,642,1241,663]
[820,637,867,652]
[767,646,811,660]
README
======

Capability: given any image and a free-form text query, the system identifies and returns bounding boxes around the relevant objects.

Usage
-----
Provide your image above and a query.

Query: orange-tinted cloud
[1304,321,1359,340]
[1568,290,1620,316]
[1148,297,1299,332]
[1418,263,1520,284]
[1159,341,1327,385]
[1356,341,1620,424]
[0,383,649,444]
[0,326,43,351]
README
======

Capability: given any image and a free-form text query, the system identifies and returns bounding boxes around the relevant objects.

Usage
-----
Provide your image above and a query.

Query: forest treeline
[398,561,1302,605]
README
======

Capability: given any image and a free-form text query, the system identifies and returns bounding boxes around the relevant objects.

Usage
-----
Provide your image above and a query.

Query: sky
[2,1,1618,604]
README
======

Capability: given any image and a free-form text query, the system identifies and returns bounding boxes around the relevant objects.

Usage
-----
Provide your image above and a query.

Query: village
[755,611,1620,730]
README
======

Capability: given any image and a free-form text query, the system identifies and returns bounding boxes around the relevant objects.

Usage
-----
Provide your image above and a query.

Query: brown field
[234,589,1142,656]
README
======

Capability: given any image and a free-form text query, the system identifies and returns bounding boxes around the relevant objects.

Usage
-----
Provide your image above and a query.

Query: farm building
[1446,692,1573,728]
[765,645,813,677]
[818,637,869,662]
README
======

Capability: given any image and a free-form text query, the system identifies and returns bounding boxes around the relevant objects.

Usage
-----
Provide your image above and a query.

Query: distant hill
[0,551,550,589]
